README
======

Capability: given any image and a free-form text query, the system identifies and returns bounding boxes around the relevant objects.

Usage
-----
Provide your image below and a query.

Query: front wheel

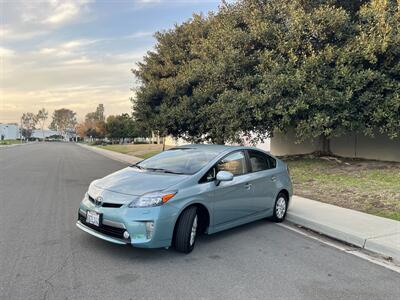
[271,192,288,222]
[174,206,198,253]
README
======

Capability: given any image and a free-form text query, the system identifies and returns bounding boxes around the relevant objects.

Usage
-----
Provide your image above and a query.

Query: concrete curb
[287,196,400,262]
[364,234,400,261]
[75,143,142,165]
[0,142,38,149]
[286,212,366,248]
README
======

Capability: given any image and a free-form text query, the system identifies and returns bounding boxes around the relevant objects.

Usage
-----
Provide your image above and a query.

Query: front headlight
[128,191,177,208]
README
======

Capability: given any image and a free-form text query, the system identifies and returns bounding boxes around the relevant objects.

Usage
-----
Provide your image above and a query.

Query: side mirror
[216,171,233,186]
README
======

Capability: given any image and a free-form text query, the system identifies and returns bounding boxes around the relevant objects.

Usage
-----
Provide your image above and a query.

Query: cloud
[37,39,99,59]
[39,47,57,55]
[0,1,157,125]
[1,86,133,125]
[0,26,49,41]
[138,0,162,3]
[62,56,92,65]
[125,31,154,39]
[61,39,97,49]
[43,1,88,25]
[1,43,147,124]
[0,47,16,57]
[1,0,93,42]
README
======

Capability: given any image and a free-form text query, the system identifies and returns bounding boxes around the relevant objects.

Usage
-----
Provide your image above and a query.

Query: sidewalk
[287,196,400,261]
[76,143,141,165]
[76,143,400,261]
[0,141,37,149]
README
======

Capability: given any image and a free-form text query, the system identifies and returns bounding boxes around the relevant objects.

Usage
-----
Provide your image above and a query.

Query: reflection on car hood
[92,167,188,196]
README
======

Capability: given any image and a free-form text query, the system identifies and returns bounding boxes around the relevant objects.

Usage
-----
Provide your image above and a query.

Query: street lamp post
[20,116,23,144]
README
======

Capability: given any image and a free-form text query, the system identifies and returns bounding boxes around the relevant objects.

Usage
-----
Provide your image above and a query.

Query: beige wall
[330,133,400,162]
[270,130,321,156]
[271,130,400,162]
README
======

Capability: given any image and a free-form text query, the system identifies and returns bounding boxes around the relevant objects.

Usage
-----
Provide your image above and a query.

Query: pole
[20,117,23,144]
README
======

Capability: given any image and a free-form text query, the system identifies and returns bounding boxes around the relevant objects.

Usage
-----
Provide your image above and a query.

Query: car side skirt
[208,208,273,234]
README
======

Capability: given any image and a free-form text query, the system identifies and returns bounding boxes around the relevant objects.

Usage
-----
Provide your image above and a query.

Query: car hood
[92,167,189,196]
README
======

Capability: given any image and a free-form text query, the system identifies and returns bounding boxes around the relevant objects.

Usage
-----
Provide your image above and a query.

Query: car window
[199,166,217,183]
[267,155,276,168]
[217,151,247,176]
[248,150,276,171]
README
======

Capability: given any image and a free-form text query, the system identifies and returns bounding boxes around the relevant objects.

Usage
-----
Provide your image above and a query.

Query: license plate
[86,210,101,227]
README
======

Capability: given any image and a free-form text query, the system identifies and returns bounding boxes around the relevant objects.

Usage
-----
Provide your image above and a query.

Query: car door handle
[271,176,277,182]
[244,183,252,190]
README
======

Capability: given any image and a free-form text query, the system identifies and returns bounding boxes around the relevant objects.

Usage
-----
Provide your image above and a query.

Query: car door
[212,151,256,226]
[246,150,278,212]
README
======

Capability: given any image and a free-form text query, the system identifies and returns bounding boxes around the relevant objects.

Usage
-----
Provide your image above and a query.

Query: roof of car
[174,144,243,152]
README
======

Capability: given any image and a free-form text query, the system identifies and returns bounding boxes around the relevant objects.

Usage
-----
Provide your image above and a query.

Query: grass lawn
[0,139,21,145]
[285,156,400,221]
[97,144,172,159]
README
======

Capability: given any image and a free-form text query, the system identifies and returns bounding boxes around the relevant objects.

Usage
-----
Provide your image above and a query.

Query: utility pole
[20,116,23,144]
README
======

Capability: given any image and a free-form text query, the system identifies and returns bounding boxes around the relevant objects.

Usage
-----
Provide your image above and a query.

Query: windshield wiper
[145,167,186,175]
[131,164,145,170]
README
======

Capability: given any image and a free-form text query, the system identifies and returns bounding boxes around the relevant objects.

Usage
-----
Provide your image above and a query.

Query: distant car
[76,144,293,253]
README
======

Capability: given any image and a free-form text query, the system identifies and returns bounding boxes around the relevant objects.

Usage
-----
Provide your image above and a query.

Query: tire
[174,206,198,254]
[271,192,288,222]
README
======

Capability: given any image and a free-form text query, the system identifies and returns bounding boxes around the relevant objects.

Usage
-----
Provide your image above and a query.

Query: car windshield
[135,148,221,175]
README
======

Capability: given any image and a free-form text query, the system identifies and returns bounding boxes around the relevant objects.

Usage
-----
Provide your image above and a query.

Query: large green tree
[106,114,138,143]
[132,0,399,150]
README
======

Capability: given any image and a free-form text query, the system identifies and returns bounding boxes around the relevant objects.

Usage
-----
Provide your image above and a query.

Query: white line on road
[278,222,400,274]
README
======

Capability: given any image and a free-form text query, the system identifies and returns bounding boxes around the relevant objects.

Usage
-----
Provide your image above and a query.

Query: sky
[0,0,222,126]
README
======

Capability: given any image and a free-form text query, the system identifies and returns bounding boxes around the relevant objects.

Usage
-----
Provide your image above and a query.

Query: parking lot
[1,143,399,299]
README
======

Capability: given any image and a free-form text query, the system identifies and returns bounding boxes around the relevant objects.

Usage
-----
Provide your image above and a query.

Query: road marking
[278,222,400,274]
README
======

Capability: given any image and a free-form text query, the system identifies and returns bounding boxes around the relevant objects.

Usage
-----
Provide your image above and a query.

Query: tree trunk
[213,137,225,145]
[162,137,165,151]
[321,135,332,155]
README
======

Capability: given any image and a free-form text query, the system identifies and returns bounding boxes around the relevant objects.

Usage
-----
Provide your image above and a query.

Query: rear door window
[248,150,276,172]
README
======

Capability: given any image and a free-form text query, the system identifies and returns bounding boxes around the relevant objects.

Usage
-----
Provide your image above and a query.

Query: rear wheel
[174,206,198,253]
[271,192,288,222]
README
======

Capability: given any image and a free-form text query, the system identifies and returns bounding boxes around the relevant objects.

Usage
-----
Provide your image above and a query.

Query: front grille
[78,213,126,240]
[102,203,123,208]
[88,195,123,208]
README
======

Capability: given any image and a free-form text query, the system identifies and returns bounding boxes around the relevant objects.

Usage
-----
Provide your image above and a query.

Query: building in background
[31,129,61,140]
[0,124,19,140]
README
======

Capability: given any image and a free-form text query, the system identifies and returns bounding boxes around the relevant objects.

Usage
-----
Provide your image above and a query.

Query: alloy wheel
[275,197,287,219]
[190,215,198,246]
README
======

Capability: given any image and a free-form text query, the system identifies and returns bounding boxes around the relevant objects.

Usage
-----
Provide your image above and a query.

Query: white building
[31,129,61,140]
[0,124,19,140]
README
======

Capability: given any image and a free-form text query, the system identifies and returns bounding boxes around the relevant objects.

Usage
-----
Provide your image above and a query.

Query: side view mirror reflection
[216,171,234,186]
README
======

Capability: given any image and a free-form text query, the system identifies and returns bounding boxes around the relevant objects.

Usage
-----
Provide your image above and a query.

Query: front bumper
[76,221,129,245]
[77,198,179,249]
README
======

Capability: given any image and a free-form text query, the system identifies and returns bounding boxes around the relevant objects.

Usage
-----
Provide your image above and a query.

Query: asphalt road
[1,143,399,300]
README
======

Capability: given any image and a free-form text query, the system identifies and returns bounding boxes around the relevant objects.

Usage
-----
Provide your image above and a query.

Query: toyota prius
[76,144,292,253]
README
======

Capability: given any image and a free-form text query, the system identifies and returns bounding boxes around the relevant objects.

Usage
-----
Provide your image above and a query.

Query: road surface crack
[42,252,73,300]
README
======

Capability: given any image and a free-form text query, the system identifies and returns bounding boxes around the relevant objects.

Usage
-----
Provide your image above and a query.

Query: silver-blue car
[77,144,292,253]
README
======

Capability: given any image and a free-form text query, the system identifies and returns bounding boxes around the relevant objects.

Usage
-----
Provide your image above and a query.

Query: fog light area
[145,221,154,239]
